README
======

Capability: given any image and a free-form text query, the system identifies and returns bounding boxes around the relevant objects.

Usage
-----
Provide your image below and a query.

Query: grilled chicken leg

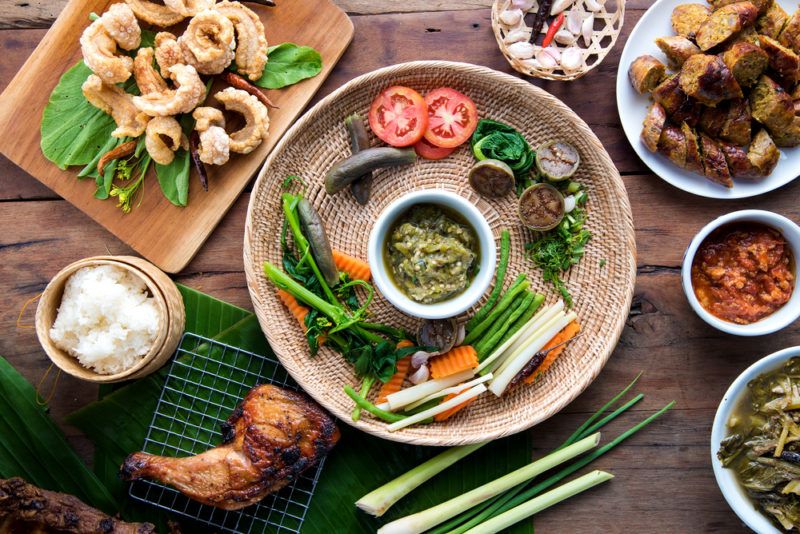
[121,384,339,510]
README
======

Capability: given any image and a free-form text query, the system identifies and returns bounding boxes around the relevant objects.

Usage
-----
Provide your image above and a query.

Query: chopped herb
[599,259,606,268]
[281,174,307,190]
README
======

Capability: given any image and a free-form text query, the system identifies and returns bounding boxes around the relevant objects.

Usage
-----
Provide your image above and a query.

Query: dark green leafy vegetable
[470,119,535,195]
[252,43,323,89]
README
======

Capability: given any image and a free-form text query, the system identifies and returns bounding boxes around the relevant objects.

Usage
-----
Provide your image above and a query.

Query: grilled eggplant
[679,54,743,105]
[695,1,758,51]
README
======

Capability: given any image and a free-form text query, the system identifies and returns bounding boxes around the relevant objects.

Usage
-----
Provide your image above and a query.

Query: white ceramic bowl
[681,210,800,336]
[711,346,800,534]
[367,190,497,319]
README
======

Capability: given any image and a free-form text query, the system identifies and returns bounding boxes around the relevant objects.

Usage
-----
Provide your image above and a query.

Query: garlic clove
[411,351,431,369]
[560,46,585,72]
[409,364,430,385]
[511,0,536,10]
[543,45,562,61]
[520,58,541,69]
[554,29,577,45]
[551,0,575,16]
[584,0,604,12]
[535,48,559,68]
[503,28,531,44]
[507,41,537,59]
[566,10,583,35]
[582,14,594,46]
[500,8,524,26]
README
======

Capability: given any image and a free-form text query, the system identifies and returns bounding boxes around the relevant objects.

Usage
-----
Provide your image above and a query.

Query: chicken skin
[121,384,339,510]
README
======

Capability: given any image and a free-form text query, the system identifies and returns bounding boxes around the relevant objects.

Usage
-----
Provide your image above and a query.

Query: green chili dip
[384,203,479,304]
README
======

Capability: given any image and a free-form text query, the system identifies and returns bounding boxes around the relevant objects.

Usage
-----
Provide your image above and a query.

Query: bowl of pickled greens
[713,347,800,533]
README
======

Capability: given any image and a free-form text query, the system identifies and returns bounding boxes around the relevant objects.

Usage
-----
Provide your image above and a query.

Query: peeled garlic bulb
[511,0,536,10]
[500,8,523,25]
[508,41,536,59]
[503,29,530,44]
[582,14,594,46]
[554,29,577,45]
[566,10,583,35]
[551,0,575,15]
[561,47,584,72]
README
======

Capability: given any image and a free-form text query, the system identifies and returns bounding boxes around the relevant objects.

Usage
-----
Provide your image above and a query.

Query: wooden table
[1,1,798,531]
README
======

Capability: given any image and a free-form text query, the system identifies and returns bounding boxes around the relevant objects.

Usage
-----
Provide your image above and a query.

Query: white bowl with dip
[368,190,496,320]
[711,346,800,534]
[681,210,800,337]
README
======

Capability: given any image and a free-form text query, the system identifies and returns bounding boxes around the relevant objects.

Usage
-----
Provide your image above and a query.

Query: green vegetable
[154,148,190,207]
[109,136,152,213]
[345,385,407,423]
[476,292,544,360]
[526,205,591,307]
[252,43,323,89]
[466,229,510,332]
[491,297,542,353]
[470,119,535,195]
[463,274,529,346]
[356,443,487,517]
[298,198,339,287]
[325,147,416,194]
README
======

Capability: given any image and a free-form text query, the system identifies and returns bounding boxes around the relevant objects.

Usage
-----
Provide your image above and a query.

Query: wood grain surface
[1,1,798,532]
[0,0,352,273]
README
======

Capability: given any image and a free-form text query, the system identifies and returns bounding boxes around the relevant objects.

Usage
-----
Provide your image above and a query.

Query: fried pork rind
[125,0,186,27]
[193,107,231,165]
[80,3,141,84]
[164,0,217,16]
[179,9,236,74]
[82,74,149,138]
[214,1,269,81]
[133,64,206,117]
[134,47,168,95]
[145,116,188,165]
[154,32,184,74]
[215,87,269,154]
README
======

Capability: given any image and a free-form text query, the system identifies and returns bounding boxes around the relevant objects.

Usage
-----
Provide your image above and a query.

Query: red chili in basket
[541,13,565,48]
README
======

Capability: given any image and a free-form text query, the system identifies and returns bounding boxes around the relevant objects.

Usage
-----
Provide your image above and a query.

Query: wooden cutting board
[0,0,352,273]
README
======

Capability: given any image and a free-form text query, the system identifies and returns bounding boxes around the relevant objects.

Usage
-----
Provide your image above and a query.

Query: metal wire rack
[128,332,325,534]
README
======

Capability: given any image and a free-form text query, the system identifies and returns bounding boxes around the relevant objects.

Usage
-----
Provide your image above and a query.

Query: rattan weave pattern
[244,61,636,446]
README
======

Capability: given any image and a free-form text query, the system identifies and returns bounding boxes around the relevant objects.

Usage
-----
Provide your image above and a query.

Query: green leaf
[0,356,118,514]
[155,148,191,207]
[252,43,323,89]
[40,61,118,169]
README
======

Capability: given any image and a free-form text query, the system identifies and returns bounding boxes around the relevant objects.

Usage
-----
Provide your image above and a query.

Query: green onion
[463,471,613,534]
[344,385,405,423]
[463,274,529,346]
[466,230,511,332]
[356,443,488,517]
[376,433,600,534]
[476,292,543,360]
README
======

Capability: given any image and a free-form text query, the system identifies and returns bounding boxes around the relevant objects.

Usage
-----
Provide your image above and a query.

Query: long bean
[476,293,544,361]
[490,295,543,351]
[474,291,527,356]
[463,275,528,346]
[344,386,406,423]
[466,230,511,332]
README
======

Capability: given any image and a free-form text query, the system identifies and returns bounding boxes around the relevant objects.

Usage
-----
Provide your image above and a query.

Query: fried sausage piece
[695,2,758,51]
[681,122,704,174]
[699,105,726,137]
[710,0,770,14]
[722,42,768,87]
[719,141,759,178]
[747,129,780,175]
[699,134,734,187]
[719,98,752,145]
[779,9,800,53]
[759,35,800,86]
[679,54,743,105]
[641,102,667,152]
[756,1,789,38]
[629,55,666,94]
[671,3,711,39]
[749,74,795,130]
[770,116,800,147]
[657,125,688,168]
[656,35,701,67]
[653,74,702,126]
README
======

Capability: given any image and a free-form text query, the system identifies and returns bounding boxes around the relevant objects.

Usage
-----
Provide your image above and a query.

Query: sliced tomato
[414,137,456,160]
[368,86,428,147]
[423,88,479,148]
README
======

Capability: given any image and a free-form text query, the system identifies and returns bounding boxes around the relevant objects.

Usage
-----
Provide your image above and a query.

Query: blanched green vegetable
[325,147,416,194]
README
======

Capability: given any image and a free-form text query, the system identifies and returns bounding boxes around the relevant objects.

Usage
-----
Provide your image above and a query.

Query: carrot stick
[333,250,371,281]
[523,321,581,384]
[277,289,325,345]
[434,392,479,421]
[429,346,479,379]
[376,340,416,403]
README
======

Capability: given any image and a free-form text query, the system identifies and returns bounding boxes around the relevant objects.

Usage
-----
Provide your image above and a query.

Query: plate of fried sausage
[617,0,800,198]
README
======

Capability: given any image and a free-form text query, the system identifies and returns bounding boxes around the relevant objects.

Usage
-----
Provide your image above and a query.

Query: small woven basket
[244,61,636,446]
[35,256,185,383]
[492,0,625,81]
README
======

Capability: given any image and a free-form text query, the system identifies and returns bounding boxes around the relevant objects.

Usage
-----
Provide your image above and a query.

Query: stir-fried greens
[718,357,800,531]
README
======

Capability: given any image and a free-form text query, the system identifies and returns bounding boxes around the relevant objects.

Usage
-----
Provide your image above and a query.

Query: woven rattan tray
[244,61,635,446]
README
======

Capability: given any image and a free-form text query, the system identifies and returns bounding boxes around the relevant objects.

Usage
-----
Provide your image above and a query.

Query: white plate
[616,0,800,199]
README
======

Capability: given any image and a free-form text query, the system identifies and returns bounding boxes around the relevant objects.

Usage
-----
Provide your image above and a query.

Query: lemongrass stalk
[357,443,488,517]
[376,433,601,534]
[385,370,475,411]
[404,374,494,411]
[489,311,576,396]
[463,471,613,534]
[387,385,487,432]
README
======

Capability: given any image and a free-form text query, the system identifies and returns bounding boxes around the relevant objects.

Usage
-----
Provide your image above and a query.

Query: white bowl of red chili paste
[682,210,800,336]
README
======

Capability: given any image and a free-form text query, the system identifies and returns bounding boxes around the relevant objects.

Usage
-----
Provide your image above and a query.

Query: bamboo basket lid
[244,61,636,446]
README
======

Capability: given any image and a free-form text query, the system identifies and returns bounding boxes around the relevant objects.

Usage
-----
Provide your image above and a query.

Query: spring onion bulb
[463,471,614,534]
[404,374,494,411]
[384,370,475,411]
[489,311,577,396]
[356,443,488,517]
[387,384,487,432]
[376,432,600,534]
